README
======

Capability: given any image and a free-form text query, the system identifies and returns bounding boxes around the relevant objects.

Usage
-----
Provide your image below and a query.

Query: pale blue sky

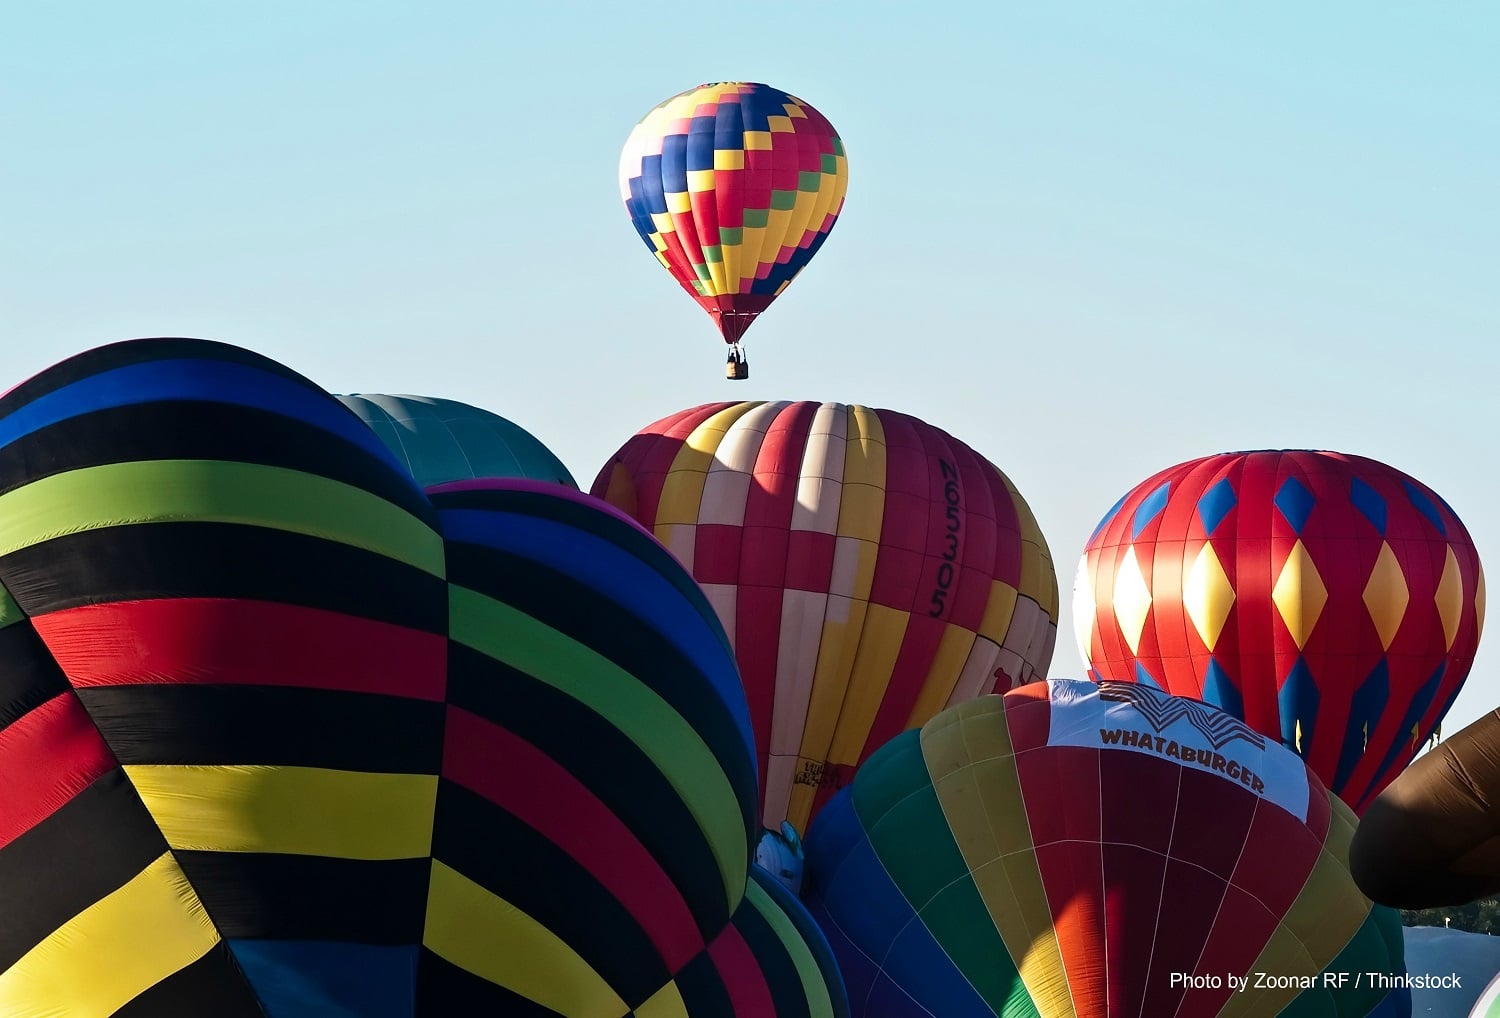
[5,3,1498,733]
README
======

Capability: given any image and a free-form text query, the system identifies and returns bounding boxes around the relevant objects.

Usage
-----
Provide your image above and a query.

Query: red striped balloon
[593,400,1059,835]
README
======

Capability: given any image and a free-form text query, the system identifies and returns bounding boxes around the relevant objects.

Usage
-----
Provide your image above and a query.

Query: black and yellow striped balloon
[0,338,846,1017]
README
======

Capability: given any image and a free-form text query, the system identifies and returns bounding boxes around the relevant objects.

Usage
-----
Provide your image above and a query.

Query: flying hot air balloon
[619,82,848,379]
[593,400,1058,839]
[803,679,1411,1018]
[1074,449,1484,813]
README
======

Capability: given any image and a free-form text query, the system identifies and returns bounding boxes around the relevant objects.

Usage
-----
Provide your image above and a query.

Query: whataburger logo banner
[1045,679,1313,824]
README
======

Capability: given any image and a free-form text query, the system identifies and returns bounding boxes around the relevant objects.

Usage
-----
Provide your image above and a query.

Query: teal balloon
[337,394,576,489]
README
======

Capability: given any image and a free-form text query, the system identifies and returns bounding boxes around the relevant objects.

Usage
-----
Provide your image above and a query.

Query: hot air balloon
[803,679,1411,1018]
[734,862,851,1018]
[336,393,577,489]
[424,479,846,1017]
[1074,450,1484,813]
[0,339,845,1017]
[1350,707,1500,909]
[619,82,848,379]
[593,400,1058,838]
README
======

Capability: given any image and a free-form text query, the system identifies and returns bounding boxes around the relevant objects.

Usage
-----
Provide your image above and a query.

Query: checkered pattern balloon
[619,82,848,345]
[1074,449,1485,814]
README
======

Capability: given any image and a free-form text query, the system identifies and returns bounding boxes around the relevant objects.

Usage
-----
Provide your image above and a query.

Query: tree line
[1403,896,1500,934]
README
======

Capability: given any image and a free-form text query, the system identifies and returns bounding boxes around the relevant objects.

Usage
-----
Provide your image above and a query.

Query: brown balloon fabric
[1351,708,1500,909]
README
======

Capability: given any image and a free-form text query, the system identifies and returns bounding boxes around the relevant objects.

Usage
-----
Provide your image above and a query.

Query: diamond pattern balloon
[1075,449,1485,814]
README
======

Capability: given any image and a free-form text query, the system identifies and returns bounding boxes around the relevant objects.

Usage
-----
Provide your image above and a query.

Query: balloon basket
[726,344,749,380]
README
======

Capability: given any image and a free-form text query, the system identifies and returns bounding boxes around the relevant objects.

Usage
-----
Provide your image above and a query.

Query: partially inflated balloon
[619,82,848,351]
[337,393,576,489]
[1350,707,1500,909]
[593,401,1058,836]
[804,679,1410,1018]
[0,339,842,1017]
[1074,450,1484,812]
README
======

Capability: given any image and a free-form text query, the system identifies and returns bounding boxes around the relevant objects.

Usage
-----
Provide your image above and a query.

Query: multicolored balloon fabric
[0,338,846,1018]
[1073,449,1484,813]
[803,679,1411,1018]
[733,863,851,1018]
[336,393,577,489]
[1350,706,1500,909]
[619,82,848,348]
[593,400,1059,837]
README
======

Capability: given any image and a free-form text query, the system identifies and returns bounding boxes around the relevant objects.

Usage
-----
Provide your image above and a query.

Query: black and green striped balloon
[0,338,846,1017]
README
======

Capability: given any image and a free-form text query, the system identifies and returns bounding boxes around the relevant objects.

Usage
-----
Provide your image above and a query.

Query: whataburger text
[1098,728,1266,794]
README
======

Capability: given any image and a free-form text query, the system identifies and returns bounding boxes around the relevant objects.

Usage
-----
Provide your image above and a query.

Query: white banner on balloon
[1045,678,1313,824]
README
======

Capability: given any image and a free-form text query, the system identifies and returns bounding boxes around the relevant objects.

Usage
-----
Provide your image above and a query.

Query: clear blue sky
[5,3,1498,733]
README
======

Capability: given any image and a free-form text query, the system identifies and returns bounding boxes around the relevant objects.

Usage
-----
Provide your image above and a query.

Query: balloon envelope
[337,393,576,489]
[1351,707,1500,909]
[804,679,1410,1018]
[0,340,841,1017]
[732,863,850,1018]
[593,400,1058,836]
[619,82,848,347]
[1074,449,1484,812]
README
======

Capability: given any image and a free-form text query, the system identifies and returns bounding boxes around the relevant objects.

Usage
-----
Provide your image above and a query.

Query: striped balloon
[804,679,1410,1018]
[426,479,848,1016]
[593,400,1059,836]
[725,864,852,1018]
[0,339,846,1017]
[337,393,577,490]
[0,337,445,1017]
